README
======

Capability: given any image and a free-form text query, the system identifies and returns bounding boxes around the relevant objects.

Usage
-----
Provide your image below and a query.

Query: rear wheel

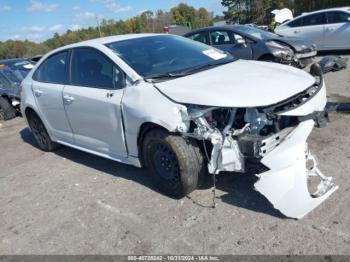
[143,129,205,198]
[0,97,16,121]
[27,111,60,152]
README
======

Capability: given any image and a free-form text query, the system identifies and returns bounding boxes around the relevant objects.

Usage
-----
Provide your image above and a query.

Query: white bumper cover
[255,120,338,219]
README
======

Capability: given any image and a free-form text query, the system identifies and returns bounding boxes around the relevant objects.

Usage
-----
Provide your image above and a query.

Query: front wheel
[143,129,205,198]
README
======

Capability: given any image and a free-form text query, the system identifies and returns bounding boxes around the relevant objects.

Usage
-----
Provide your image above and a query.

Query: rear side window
[210,30,233,45]
[327,11,350,23]
[33,51,68,84]
[302,13,326,26]
[70,48,115,89]
[287,17,302,27]
[187,32,210,45]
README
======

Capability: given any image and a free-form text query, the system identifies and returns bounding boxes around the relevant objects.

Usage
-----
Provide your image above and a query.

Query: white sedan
[275,7,350,50]
[21,34,338,219]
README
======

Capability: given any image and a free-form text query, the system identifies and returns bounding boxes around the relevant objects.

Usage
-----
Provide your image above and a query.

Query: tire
[143,128,205,198]
[0,97,16,121]
[27,111,60,152]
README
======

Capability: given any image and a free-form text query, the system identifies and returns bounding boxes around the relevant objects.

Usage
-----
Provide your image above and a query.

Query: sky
[0,0,224,42]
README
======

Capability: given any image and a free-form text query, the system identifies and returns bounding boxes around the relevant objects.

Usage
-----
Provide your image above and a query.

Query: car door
[63,47,127,159]
[295,13,327,49]
[209,29,251,59]
[31,51,73,143]
[324,11,350,49]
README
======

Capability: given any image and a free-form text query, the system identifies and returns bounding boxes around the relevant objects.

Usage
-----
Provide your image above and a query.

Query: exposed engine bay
[177,73,338,219]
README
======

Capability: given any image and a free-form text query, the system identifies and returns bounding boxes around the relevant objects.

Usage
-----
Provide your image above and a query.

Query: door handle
[33,89,43,97]
[63,95,75,104]
[326,27,334,31]
[294,30,300,34]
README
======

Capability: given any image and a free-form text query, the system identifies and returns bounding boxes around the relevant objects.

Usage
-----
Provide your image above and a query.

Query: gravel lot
[0,55,349,255]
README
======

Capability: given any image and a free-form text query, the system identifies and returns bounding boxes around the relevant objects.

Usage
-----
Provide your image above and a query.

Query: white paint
[255,120,338,219]
[155,60,315,107]
[202,49,227,60]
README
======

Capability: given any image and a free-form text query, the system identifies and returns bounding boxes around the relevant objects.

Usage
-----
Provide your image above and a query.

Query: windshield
[1,69,21,84]
[107,35,235,78]
[235,26,279,40]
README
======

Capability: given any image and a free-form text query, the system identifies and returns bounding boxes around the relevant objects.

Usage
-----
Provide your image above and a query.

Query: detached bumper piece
[254,120,338,219]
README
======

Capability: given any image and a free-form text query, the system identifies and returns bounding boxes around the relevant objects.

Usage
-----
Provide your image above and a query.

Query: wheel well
[137,122,168,167]
[258,54,275,61]
[25,107,37,119]
[0,95,10,103]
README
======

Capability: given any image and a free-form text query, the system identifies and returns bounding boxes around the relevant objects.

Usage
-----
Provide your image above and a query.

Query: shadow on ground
[20,127,285,218]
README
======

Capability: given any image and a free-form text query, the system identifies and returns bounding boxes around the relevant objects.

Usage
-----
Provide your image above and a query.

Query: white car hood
[155,60,316,108]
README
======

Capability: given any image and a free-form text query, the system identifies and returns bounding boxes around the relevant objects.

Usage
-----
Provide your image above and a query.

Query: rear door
[324,11,350,49]
[209,29,252,59]
[31,51,73,143]
[63,47,127,159]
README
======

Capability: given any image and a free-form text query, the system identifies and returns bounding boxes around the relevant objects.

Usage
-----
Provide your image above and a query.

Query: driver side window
[210,30,233,45]
[71,48,125,89]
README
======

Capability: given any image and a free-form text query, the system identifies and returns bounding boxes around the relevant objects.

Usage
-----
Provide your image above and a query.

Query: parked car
[275,7,350,50]
[0,68,22,120]
[21,34,337,219]
[0,58,34,79]
[184,25,317,68]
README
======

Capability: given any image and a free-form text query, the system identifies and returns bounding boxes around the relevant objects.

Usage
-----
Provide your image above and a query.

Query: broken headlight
[266,41,294,61]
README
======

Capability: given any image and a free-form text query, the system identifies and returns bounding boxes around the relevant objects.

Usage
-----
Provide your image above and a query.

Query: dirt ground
[0,55,349,255]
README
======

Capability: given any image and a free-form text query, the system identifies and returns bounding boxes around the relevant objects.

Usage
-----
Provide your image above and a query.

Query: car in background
[275,7,350,50]
[0,58,35,80]
[0,59,34,120]
[184,25,317,68]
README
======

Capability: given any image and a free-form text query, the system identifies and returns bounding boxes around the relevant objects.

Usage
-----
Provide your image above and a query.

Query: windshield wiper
[145,57,236,82]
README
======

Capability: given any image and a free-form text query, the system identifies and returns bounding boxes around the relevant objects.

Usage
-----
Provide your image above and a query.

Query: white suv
[21,34,338,219]
[275,7,350,50]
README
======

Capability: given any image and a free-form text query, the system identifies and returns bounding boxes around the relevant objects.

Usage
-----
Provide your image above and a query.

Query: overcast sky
[0,0,224,42]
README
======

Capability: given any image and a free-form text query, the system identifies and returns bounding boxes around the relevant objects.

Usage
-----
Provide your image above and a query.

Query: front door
[296,12,326,49]
[210,30,252,59]
[324,11,350,49]
[63,47,127,159]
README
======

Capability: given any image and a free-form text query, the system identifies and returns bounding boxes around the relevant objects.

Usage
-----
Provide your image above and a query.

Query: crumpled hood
[155,60,316,108]
[272,36,316,53]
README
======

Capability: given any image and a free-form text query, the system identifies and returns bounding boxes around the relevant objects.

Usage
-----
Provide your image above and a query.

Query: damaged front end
[178,69,338,219]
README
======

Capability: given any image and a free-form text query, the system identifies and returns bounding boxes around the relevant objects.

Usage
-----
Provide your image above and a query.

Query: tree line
[0,3,213,60]
[1,1,349,60]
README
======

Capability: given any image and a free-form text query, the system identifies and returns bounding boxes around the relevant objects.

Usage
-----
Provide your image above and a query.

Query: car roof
[53,33,162,51]
[297,6,350,17]
[183,25,262,41]
[0,58,27,65]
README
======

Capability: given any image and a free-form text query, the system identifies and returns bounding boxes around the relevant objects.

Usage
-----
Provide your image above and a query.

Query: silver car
[21,34,338,219]
[275,7,350,50]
